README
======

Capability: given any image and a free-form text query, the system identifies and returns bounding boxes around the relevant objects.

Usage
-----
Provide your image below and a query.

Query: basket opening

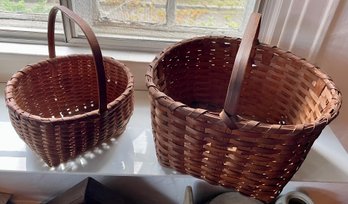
[153,37,334,125]
[11,56,129,118]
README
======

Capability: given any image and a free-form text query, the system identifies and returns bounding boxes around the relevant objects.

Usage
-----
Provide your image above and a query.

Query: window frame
[0,0,263,52]
[0,0,65,45]
[62,0,262,52]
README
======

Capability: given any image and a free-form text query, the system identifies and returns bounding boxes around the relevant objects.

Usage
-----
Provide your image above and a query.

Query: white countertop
[1,84,348,182]
[0,88,177,175]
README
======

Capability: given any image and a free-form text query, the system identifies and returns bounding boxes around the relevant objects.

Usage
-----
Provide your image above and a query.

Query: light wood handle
[221,12,261,129]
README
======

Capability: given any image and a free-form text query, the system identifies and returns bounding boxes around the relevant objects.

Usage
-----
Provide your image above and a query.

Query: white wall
[316,0,348,149]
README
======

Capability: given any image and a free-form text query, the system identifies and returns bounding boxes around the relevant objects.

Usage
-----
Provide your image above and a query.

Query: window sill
[0,42,157,63]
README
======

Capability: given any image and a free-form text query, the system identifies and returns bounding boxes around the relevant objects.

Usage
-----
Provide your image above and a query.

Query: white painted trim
[258,0,284,44]
[166,0,176,26]
[308,0,340,62]
[277,0,295,51]
[288,0,310,51]
[0,42,155,63]
[239,0,261,34]
[260,0,340,63]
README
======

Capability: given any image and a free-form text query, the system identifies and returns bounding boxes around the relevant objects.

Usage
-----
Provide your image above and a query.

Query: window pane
[0,0,62,33]
[98,0,166,24]
[175,0,247,30]
[72,0,257,45]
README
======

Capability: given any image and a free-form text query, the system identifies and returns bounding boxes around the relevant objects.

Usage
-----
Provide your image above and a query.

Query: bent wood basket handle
[48,6,107,114]
[220,13,261,129]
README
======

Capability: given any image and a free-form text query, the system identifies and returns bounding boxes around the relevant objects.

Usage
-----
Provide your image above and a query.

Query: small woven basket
[146,13,341,203]
[5,6,134,167]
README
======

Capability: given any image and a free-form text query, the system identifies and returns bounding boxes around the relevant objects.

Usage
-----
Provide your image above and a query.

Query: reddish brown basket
[5,6,134,167]
[146,13,341,203]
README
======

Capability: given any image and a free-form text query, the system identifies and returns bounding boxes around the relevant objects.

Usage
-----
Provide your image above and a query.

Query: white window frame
[0,0,262,52]
[61,0,262,52]
[0,1,65,44]
[5,0,340,58]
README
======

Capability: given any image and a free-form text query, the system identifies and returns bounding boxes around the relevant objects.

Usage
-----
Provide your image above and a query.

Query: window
[0,0,261,51]
[0,0,63,42]
[71,0,260,51]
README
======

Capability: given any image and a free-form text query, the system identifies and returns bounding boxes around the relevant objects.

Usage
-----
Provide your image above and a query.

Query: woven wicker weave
[5,6,134,167]
[146,13,341,203]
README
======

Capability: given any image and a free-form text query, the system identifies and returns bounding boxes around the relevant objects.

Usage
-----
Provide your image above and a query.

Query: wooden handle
[221,12,261,129]
[47,6,107,114]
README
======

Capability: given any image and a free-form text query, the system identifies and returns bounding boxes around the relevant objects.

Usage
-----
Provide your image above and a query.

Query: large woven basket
[146,13,341,203]
[5,6,134,167]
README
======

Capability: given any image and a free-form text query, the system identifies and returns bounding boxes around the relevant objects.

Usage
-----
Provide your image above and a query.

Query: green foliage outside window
[0,0,53,14]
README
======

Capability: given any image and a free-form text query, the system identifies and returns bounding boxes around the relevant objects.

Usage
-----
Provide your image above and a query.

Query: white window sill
[0,42,157,63]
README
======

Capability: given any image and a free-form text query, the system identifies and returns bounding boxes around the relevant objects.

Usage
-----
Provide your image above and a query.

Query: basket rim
[145,35,342,134]
[5,54,134,123]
